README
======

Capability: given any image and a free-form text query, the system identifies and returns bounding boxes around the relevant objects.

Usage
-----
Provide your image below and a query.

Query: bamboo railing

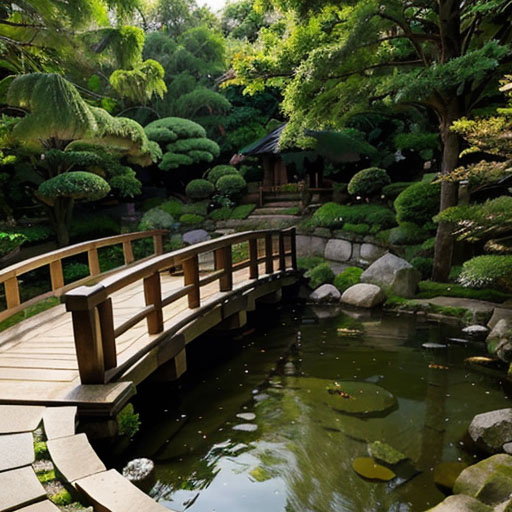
[64,228,297,384]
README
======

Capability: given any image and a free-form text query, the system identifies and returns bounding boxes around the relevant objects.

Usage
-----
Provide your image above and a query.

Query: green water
[119,305,511,512]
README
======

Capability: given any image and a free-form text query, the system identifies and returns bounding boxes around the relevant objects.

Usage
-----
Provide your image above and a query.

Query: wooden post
[144,271,164,334]
[70,308,105,384]
[97,298,117,370]
[249,238,259,279]
[265,233,273,274]
[215,246,233,292]
[290,228,297,270]
[153,233,163,255]
[123,240,134,265]
[4,277,20,309]
[88,248,101,276]
[278,232,286,271]
[183,255,200,308]
[49,260,65,290]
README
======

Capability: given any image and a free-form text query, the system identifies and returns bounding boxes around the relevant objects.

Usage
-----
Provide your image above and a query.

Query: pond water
[115,304,511,512]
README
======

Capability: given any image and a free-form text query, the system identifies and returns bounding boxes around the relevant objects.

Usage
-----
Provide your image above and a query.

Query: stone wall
[296,230,388,267]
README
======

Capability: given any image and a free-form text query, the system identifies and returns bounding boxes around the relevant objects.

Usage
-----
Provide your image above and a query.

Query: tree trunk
[432,103,461,282]
[48,198,73,247]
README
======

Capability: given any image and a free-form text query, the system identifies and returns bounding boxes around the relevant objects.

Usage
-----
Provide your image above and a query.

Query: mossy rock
[288,377,397,417]
[352,457,395,481]
[434,462,468,492]
[368,441,407,465]
[475,467,512,506]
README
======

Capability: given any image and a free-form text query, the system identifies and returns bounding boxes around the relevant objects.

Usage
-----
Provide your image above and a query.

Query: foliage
[305,262,334,289]
[63,263,90,283]
[231,204,256,219]
[394,182,441,225]
[297,256,324,271]
[209,207,233,221]
[347,168,390,197]
[221,0,272,42]
[143,197,165,211]
[179,213,204,226]
[207,165,239,184]
[417,281,512,303]
[34,441,48,460]
[138,208,174,231]
[168,234,185,251]
[410,257,433,280]
[70,214,120,239]
[459,255,512,292]
[394,132,439,159]
[0,298,60,334]
[342,223,369,235]
[182,200,209,216]
[312,203,395,230]
[440,161,511,189]
[14,226,53,244]
[159,199,184,217]
[0,232,27,256]
[387,222,429,246]
[117,403,141,438]
[333,267,363,293]
[382,182,414,199]
[38,172,110,203]
[185,179,215,199]
[49,490,73,506]
[216,174,247,198]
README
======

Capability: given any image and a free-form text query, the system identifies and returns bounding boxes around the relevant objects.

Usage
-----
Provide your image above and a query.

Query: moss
[37,470,56,483]
[334,267,363,292]
[342,223,370,235]
[179,213,204,226]
[305,263,335,289]
[231,204,256,219]
[312,202,395,230]
[0,297,60,334]
[417,281,512,303]
[49,489,73,506]
[283,206,300,215]
[182,200,209,216]
[297,256,324,271]
[34,441,49,460]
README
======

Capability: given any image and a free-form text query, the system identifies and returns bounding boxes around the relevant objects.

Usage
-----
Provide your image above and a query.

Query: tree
[227,0,512,280]
[221,0,272,42]
[7,73,158,246]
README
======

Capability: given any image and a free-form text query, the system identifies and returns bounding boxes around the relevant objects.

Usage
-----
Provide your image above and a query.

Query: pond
[114,304,511,512]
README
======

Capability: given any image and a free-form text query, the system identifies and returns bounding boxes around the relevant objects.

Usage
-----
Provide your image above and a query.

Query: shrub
[410,256,433,279]
[334,267,363,292]
[305,263,335,289]
[207,165,239,184]
[15,226,52,244]
[388,222,428,245]
[168,234,184,251]
[159,199,183,217]
[459,255,512,291]
[394,182,441,225]
[382,182,415,199]
[311,202,345,229]
[297,256,325,271]
[216,174,247,198]
[117,403,141,438]
[342,223,370,235]
[185,179,214,200]
[143,197,165,211]
[179,213,204,226]
[70,214,120,239]
[231,204,256,219]
[0,232,26,256]
[98,245,124,272]
[139,208,174,231]
[182,200,209,216]
[312,203,396,230]
[38,171,110,201]
[63,263,90,283]
[209,207,232,221]
[347,167,390,197]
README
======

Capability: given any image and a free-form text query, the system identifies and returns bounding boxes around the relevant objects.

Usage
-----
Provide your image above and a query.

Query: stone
[425,495,492,511]
[422,343,448,349]
[296,235,327,257]
[324,239,352,262]
[232,423,258,432]
[75,469,167,512]
[489,309,512,330]
[504,443,512,455]
[494,499,512,512]
[464,325,490,337]
[0,466,46,512]
[454,454,512,496]
[360,253,421,298]
[352,457,395,481]
[42,407,77,440]
[359,244,387,265]
[309,284,341,303]
[17,501,61,512]
[182,229,210,245]
[236,413,256,421]
[0,433,34,472]
[475,468,512,506]
[486,320,512,363]
[468,410,512,454]
[0,405,44,434]
[341,283,385,308]
[434,462,468,492]
[47,433,106,483]
[368,441,407,465]
[122,458,156,493]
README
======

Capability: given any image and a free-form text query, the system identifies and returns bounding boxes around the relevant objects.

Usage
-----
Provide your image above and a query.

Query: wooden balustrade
[64,228,297,384]
[0,230,166,323]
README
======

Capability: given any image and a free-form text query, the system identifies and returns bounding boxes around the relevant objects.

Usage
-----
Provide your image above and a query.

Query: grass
[417,281,512,303]
[0,297,60,334]
[384,295,471,321]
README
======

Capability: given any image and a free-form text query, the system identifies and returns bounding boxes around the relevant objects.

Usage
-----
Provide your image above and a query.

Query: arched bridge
[0,228,298,420]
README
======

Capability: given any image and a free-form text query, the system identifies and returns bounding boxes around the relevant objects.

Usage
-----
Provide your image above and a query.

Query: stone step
[263,201,301,208]
[0,466,46,512]
[252,207,300,216]
[75,469,170,512]
[17,501,60,512]
[248,214,299,221]
[0,405,45,434]
[43,406,77,440]
[0,432,34,472]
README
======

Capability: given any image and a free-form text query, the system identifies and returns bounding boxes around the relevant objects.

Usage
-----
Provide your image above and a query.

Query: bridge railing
[64,228,297,384]
[0,230,166,323]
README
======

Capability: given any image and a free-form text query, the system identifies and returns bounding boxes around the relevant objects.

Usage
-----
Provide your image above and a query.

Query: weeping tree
[7,73,160,246]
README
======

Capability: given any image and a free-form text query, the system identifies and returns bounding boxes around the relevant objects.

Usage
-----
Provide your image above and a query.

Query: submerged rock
[360,253,421,298]
[309,284,341,303]
[434,462,468,492]
[232,423,258,432]
[368,441,407,465]
[422,342,448,349]
[122,458,156,493]
[236,412,256,421]
[341,283,386,308]
[425,495,492,511]
[468,409,512,454]
[352,457,395,481]
[463,325,489,338]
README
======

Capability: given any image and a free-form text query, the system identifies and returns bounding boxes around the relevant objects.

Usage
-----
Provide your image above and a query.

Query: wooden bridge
[0,228,298,422]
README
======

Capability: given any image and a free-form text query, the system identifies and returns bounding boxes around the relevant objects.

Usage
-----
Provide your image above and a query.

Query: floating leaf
[368,441,407,465]
[352,457,396,481]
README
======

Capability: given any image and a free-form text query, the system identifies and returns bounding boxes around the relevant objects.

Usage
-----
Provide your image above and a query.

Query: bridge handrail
[64,228,297,384]
[0,230,166,323]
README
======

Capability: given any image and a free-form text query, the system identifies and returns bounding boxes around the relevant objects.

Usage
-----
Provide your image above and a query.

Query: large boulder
[309,284,341,303]
[486,320,512,363]
[341,283,385,308]
[360,253,421,298]
[324,239,352,262]
[359,244,387,265]
[468,409,512,454]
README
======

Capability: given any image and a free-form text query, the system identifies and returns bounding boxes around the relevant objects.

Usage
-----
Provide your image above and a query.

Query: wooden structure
[0,229,298,419]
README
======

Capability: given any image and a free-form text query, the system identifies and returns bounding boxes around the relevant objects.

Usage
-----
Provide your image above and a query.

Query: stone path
[0,404,170,512]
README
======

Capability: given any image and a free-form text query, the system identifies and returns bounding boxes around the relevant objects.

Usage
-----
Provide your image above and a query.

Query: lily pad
[289,377,397,417]
[368,441,407,465]
[352,457,396,481]
[434,462,468,492]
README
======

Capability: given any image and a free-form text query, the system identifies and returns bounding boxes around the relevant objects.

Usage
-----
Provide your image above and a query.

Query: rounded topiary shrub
[207,165,239,184]
[185,179,215,200]
[334,267,363,292]
[394,182,441,225]
[387,222,427,245]
[216,174,247,198]
[305,263,335,289]
[348,167,390,197]
[179,213,204,226]
[38,171,110,201]
[138,208,175,231]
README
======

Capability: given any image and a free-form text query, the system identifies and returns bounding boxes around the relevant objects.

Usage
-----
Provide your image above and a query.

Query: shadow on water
[109,304,511,512]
